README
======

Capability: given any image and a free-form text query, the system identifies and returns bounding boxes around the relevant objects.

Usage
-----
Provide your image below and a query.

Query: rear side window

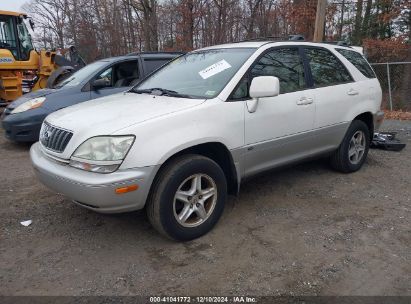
[305,48,353,87]
[251,48,306,94]
[336,49,376,79]
[143,59,170,74]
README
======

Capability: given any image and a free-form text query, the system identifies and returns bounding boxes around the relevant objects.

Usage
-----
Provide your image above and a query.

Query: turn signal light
[115,184,139,194]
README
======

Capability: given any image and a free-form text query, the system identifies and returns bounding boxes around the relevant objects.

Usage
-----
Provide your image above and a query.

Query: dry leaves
[384,111,411,121]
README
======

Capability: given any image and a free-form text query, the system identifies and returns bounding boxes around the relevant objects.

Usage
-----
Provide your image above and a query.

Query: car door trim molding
[241,121,350,178]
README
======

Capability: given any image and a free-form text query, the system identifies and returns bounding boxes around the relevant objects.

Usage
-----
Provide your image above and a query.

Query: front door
[241,47,316,177]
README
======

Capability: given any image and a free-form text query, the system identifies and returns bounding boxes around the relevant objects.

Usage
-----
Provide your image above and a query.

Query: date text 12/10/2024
[149,296,257,303]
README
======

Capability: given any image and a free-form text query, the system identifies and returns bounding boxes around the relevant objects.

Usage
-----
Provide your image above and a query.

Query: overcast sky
[2,0,28,12]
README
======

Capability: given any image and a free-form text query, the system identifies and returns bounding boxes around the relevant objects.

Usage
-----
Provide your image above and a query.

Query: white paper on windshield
[199,60,232,79]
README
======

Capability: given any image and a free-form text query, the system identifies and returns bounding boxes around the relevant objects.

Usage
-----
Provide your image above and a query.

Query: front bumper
[30,143,159,213]
[1,109,47,142]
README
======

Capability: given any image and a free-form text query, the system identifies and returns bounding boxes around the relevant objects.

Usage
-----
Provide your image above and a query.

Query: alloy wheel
[348,130,366,165]
[173,174,217,228]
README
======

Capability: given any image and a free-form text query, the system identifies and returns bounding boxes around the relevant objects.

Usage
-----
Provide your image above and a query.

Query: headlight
[11,97,46,114]
[69,136,135,173]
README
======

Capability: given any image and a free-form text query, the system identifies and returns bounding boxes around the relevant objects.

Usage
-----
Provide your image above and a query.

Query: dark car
[1,52,182,142]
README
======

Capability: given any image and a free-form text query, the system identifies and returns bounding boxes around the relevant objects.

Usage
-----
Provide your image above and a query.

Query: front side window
[251,48,306,94]
[91,60,140,88]
[95,67,113,86]
[134,48,256,99]
[231,47,306,99]
[113,60,139,87]
[336,48,376,79]
[305,48,353,87]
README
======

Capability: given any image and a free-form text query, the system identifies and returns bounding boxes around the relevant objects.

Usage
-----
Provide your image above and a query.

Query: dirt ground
[0,120,410,296]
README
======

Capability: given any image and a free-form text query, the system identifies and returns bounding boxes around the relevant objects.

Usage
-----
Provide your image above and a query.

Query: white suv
[30,41,383,241]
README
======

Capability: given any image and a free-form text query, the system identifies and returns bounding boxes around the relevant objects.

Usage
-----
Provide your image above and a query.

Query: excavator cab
[0,11,34,62]
[0,10,85,105]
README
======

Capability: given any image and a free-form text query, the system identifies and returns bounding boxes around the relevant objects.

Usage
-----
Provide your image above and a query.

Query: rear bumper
[30,143,159,213]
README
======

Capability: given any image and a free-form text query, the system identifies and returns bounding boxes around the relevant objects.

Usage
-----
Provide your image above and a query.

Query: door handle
[347,89,359,96]
[297,97,313,105]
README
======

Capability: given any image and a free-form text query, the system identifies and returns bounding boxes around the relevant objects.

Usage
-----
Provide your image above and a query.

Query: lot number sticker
[199,60,232,79]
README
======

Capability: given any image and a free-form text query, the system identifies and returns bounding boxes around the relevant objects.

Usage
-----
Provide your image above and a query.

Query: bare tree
[132,0,159,51]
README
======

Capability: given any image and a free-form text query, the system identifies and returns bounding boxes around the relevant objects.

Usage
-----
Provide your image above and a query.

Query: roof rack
[126,51,185,56]
[289,34,305,41]
[234,35,355,48]
[237,36,287,43]
[321,41,351,47]
[237,34,306,43]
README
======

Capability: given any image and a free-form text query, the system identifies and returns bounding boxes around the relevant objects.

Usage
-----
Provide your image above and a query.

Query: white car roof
[197,41,360,53]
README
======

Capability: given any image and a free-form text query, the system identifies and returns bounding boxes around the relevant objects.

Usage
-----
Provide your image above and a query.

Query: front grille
[40,122,73,153]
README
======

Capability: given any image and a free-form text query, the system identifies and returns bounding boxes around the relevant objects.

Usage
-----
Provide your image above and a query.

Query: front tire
[147,155,227,241]
[330,120,370,173]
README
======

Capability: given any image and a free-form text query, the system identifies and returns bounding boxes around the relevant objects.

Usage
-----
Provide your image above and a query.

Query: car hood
[46,92,206,137]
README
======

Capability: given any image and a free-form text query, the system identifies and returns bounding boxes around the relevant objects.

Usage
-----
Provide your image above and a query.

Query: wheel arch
[152,142,240,196]
[353,112,374,140]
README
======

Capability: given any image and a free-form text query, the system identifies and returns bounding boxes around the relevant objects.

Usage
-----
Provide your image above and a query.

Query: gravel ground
[0,120,410,296]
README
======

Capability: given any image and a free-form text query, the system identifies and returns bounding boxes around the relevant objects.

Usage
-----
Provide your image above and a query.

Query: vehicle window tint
[144,59,170,74]
[336,48,376,79]
[305,48,352,87]
[251,48,306,94]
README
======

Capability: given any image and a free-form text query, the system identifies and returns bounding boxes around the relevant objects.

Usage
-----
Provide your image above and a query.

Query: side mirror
[249,76,280,98]
[92,78,110,90]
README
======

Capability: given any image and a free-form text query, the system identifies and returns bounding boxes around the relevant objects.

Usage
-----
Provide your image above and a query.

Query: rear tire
[146,154,227,241]
[330,120,370,173]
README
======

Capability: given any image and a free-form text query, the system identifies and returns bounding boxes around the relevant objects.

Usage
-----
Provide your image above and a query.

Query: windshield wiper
[131,88,152,94]
[131,87,193,99]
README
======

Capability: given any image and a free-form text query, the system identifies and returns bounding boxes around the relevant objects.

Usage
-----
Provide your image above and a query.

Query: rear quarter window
[336,48,376,79]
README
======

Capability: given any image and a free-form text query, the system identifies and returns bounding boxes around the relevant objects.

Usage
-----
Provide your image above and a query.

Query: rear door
[302,47,361,150]
[304,47,360,129]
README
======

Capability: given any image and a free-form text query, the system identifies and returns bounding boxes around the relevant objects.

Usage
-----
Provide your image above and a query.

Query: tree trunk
[362,0,372,38]
[353,0,363,44]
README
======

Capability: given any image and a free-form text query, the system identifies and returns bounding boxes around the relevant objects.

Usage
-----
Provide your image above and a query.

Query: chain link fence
[370,62,411,111]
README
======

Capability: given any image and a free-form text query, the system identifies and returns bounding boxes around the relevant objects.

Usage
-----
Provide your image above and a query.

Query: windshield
[56,61,107,88]
[17,18,34,60]
[0,15,18,58]
[134,48,256,99]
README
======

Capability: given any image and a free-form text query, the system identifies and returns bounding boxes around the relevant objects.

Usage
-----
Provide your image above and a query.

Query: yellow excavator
[0,10,85,106]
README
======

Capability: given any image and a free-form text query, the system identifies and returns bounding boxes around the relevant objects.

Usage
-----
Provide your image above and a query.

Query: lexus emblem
[41,129,51,143]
